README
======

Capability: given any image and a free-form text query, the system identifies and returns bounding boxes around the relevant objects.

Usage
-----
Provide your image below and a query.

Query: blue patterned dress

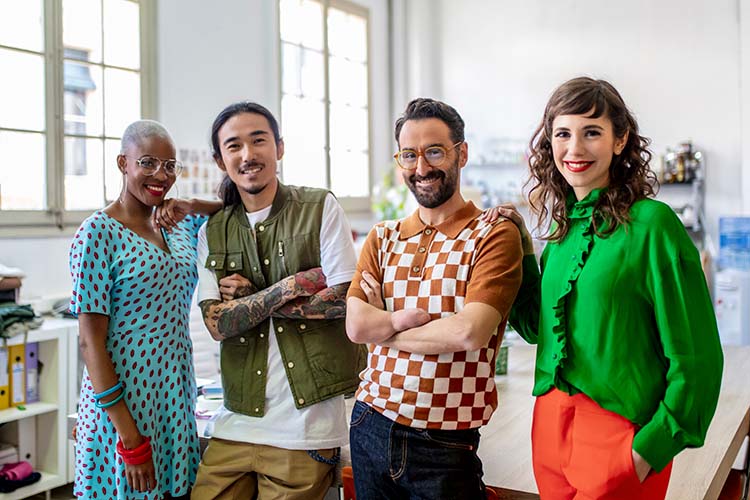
[69,211,205,499]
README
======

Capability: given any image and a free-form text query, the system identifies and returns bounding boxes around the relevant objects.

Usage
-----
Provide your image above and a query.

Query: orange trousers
[532,388,673,500]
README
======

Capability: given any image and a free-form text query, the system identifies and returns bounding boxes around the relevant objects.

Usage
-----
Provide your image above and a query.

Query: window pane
[0,49,45,131]
[281,95,326,188]
[104,139,122,202]
[329,56,367,107]
[64,137,105,210]
[63,0,103,64]
[0,0,43,52]
[0,131,46,210]
[104,68,140,136]
[282,43,301,95]
[280,0,323,50]
[282,44,325,100]
[64,61,104,137]
[330,103,368,153]
[330,149,368,197]
[328,8,367,63]
[103,0,140,69]
[282,146,327,189]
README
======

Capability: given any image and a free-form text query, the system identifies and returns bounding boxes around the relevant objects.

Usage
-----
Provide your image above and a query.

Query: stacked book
[0,265,24,304]
[196,381,223,419]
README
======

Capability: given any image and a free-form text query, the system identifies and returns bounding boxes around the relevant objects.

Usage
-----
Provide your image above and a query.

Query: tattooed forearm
[273,282,349,320]
[217,303,254,336]
[201,268,330,340]
[234,282,257,299]
[200,276,300,340]
[199,299,224,340]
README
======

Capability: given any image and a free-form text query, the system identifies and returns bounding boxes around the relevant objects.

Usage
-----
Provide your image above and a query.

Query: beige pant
[191,438,336,500]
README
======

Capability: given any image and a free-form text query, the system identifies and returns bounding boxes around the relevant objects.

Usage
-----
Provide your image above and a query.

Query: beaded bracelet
[93,381,124,401]
[95,390,125,409]
[116,437,152,466]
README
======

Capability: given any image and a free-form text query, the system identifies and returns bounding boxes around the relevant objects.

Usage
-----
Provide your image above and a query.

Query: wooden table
[473,344,750,500]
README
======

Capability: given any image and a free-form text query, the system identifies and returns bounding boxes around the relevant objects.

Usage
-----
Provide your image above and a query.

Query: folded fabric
[0,471,41,493]
[0,264,25,279]
[0,303,41,338]
[0,461,33,481]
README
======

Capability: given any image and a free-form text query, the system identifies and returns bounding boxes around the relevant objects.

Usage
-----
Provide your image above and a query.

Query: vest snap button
[299,324,306,330]
[288,361,295,368]
[239,337,246,343]
[210,260,216,266]
[263,258,270,265]
[229,261,235,268]
[256,370,262,375]
[258,225,265,232]
[298,398,305,405]
[277,326,284,333]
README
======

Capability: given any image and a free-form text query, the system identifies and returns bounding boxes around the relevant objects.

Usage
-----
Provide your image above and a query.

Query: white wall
[742,0,750,213]
[156,0,281,149]
[411,0,745,243]
[0,237,72,302]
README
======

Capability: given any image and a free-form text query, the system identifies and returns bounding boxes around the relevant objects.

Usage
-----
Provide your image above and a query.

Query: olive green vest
[205,183,365,417]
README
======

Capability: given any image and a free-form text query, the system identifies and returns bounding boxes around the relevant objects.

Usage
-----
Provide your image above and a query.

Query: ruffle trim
[567,188,605,219]
[550,218,595,386]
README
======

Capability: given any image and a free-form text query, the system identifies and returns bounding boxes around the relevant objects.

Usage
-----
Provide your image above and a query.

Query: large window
[279,0,371,203]
[0,0,152,230]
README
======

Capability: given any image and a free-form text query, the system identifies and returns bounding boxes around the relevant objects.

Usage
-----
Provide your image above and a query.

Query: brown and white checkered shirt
[348,201,523,430]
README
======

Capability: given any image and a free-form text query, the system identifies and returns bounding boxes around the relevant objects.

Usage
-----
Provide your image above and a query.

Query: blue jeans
[349,401,487,500]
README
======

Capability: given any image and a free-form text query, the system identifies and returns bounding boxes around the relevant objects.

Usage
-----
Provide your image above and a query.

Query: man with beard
[191,101,364,500]
[345,98,524,499]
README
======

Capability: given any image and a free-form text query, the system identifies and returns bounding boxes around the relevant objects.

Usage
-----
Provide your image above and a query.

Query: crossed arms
[199,268,349,341]
[346,271,502,355]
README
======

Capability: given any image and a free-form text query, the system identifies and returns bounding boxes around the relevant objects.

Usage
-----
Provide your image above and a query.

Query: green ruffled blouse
[510,188,723,472]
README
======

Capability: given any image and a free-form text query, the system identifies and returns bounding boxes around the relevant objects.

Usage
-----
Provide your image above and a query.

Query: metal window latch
[49,208,64,230]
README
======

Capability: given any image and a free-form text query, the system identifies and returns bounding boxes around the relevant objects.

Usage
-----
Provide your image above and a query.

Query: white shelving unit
[65,319,81,486]
[0,318,76,500]
[656,144,706,249]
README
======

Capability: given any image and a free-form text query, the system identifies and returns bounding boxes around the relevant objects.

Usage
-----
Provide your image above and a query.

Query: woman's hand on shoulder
[481,203,535,255]
[152,198,193,232]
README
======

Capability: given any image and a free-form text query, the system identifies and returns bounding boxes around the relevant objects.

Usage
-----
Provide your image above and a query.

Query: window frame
[0,0,157,236]
[277,0,373,214]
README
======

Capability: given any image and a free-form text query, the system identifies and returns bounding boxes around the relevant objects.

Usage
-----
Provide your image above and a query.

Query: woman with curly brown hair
[492,77,723,499]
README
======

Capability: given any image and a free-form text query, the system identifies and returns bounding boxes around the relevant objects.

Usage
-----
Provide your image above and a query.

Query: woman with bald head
[69,120,221,499]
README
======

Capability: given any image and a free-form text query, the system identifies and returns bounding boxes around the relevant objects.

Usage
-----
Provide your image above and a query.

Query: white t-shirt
[196,193,357,450]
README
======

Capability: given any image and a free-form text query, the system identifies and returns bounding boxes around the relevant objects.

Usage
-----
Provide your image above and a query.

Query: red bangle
[116,436,151,461]
[121,448,152,466]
